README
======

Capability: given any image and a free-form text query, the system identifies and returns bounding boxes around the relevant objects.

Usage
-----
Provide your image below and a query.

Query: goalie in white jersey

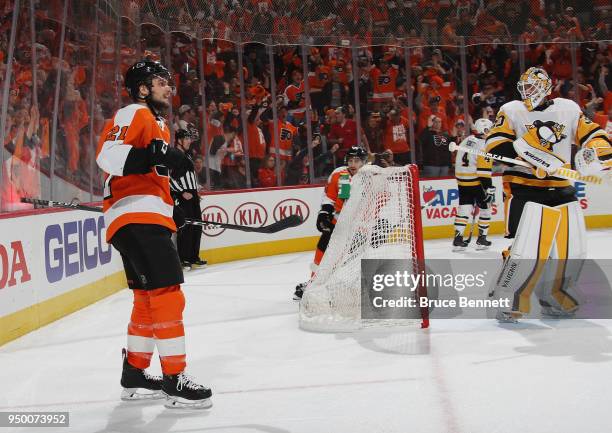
[477,67,612,322]
[453,118,495,251]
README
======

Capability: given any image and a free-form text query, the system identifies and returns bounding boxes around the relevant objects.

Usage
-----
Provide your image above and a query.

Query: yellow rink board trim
[1,215,610,346]
[0,271,127,347]
[202,236,318,264]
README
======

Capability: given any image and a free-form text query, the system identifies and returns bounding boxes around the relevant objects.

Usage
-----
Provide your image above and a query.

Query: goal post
[299,164,429,332]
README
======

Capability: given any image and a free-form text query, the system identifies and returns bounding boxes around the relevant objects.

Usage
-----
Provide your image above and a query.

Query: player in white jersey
[452,118,495,251]
[477,67,611,322]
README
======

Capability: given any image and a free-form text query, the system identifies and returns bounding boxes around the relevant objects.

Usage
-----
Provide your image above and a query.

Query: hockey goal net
[299,164,428,332]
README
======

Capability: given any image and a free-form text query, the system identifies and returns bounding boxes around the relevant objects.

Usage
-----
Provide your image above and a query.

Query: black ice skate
[190,259,207,269]
[162,372,212,409]
[293,282,307,300]
[475,234,492,250]
[120,349,163,401]
[181,260,192,271]
[452,231,468,252]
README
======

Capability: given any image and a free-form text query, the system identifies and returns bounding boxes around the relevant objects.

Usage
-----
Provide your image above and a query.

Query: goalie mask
[517,67,552,111]
[473,118,493,137]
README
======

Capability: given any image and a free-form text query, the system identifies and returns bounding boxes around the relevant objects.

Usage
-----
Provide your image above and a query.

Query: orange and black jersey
[96,103,174,242]
[477,98,611,190]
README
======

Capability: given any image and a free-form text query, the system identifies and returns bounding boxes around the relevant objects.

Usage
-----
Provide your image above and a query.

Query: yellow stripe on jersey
[577,114,611,147]
[502,174,571,188]
[487,110,517,145]
[457,180,481,187]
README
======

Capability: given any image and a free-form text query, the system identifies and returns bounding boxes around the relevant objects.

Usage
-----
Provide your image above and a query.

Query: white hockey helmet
[517,67,552,111]
[473,118,493,136]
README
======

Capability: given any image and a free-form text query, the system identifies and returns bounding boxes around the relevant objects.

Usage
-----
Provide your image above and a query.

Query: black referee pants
[176,193,203,263]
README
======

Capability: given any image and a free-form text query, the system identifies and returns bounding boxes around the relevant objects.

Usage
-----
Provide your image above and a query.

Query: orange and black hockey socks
[148,285,187,375]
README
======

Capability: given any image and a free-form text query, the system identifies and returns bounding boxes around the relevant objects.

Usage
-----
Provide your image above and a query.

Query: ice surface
[1,229,612,433]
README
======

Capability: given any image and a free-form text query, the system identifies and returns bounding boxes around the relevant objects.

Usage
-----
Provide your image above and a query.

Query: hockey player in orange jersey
[293,146,367,300]
[96,60,211,409]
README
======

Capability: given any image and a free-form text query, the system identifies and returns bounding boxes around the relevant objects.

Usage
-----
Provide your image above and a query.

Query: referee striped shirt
[170,155,198,193]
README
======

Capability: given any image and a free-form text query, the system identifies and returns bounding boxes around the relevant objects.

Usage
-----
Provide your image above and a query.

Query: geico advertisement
[0,211,123,317]
[198,187,321,249]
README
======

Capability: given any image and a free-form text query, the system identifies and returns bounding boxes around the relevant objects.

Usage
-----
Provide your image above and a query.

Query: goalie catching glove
[316,204,334,233]
[575,146,612,176]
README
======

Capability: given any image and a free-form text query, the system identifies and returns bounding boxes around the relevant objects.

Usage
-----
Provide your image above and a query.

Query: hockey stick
[21,197,105,212]
[448,142,609,185]
[20,197,304,234]
[184,215,303,234]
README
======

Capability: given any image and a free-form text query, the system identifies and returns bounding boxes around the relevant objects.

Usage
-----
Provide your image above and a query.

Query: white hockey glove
[575,147,606,176]
[482,187,496,205]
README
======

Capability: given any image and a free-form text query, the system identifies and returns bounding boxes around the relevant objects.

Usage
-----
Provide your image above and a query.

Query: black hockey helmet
[125,60,172,101]
[344,146,367,165]
[175,129,192,141]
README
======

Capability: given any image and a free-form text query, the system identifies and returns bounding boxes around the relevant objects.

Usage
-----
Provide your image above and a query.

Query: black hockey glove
[148,139,190,170]
[316,204,334,233]
[172,203,186,229]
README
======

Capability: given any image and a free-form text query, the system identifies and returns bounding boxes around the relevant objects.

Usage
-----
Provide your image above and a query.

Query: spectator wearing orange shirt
[418,95,448,133]
[382,109,411,165]
[369,58,399,106]
[268,105,299,175]
[245,102,267,182]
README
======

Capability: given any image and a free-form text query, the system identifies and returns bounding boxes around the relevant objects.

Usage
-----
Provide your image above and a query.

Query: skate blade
[475,244,490,250]
[121,388,164,401]
[496,311,521,323]
[452,246,467,252]
[164,396,213,409]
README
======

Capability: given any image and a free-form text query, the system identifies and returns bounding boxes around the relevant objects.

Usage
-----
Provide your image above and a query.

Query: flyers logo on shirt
[280,128,293,140]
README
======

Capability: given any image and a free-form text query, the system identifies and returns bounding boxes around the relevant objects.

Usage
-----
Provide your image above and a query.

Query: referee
[170,129,207,269]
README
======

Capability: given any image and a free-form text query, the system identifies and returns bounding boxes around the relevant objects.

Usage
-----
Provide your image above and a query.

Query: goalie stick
[20,197,303,234]
[448,142,610,185]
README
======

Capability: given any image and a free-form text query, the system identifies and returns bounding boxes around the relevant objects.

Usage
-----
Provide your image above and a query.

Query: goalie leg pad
[534,201,586,315]
[491,202,562,317]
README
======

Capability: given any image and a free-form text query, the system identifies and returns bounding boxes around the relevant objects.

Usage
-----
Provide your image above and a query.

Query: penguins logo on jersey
[525,120,566,148]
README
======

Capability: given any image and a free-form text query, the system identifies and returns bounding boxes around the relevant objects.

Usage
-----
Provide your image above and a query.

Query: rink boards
[1,176,610,345]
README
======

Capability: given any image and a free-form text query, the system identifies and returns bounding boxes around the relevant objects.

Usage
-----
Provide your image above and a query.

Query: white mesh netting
[299,164,427,332]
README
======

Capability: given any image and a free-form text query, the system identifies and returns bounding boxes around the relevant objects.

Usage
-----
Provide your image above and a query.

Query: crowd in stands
[1,0,611,208]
